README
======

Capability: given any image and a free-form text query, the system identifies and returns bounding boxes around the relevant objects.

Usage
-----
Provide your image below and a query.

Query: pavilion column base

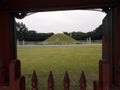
[94,60,110,90]
[0,60,25,90]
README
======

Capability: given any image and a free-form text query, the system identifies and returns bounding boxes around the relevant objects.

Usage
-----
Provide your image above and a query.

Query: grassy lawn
[17,44,102,90]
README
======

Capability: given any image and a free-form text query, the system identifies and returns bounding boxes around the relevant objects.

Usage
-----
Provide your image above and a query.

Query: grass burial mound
[42,33,78,44]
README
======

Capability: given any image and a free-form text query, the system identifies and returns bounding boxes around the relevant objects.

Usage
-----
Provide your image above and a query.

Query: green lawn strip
[17,45,101,90]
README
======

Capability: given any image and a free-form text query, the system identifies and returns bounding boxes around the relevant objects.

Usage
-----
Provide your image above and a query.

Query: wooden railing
[31,70,86,90]
[32,70,38,90]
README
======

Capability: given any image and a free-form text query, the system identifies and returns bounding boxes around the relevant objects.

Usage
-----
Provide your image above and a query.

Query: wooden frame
[0,0,120,90]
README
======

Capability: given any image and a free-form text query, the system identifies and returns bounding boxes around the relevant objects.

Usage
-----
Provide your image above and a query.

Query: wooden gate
[31,70,86,90]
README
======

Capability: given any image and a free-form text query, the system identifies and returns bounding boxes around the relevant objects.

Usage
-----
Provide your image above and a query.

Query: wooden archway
[0,0,120,90]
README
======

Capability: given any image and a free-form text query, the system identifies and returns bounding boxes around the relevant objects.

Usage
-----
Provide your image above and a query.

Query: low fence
[31,70,86,90]
[17,40,102,45]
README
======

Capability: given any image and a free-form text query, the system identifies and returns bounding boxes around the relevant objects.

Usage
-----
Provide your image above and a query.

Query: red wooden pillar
[94,7,115,90]
[100,8,114,89]
[113,4,120,88]
[94,5,120,90]
[0,11,16,85]
[0,11,25,90]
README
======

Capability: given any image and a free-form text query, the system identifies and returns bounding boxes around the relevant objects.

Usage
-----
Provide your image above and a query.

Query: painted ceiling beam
[0,0,120,12]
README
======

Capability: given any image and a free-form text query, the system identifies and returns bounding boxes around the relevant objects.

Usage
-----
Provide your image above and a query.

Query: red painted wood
[32,70,38,90]
[9,60,25,90]
[20,76,26,90]
[64,71,70,90]
[0,11,12,84]
[0,87,9,90]
[48,71,54,90]
[94,81,101,90]
[115,5,120,87]
[9,60,20,86]
[79,71,86,90]
[0,11,17,87]
[99,60,110,90]
[0,0,118,12]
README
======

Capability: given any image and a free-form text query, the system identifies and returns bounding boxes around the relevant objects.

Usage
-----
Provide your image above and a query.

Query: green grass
[17,45,102,90]
[42,33,78,44]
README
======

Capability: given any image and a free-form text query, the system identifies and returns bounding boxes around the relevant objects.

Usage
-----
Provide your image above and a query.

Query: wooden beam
[113,5,120,87]
[0,0,120,12]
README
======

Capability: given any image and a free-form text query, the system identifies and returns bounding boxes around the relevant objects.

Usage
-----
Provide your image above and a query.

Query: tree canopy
[64,24,103,40]
[16,22,54,41]
[16,22,103,41]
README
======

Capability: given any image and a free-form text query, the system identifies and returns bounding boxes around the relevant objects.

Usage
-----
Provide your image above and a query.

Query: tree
[64,24,103,40]
[16,21,102,41]
[24,30,37,41]
[16,22,54,41]
[16,22,28,41]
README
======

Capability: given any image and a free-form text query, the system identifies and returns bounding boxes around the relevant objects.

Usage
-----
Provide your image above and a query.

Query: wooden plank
[31,70,38,90]
[48,71,54,90]
[0,0,119,12]
[64,71,70,90]
[79,71,86,90]
[0,11,11,84]
[114,5,120,87]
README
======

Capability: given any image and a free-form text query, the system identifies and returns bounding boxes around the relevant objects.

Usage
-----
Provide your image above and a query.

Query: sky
[16,10,106,34]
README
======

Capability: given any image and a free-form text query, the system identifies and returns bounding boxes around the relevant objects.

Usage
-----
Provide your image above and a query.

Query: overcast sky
[16,10,106,33]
